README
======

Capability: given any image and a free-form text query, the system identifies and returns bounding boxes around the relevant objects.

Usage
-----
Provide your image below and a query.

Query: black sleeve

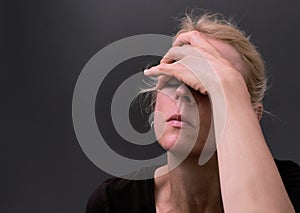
[275,160,300,212]
[86,166,157,213]
[85,177,153,213]
[86,181,110,213]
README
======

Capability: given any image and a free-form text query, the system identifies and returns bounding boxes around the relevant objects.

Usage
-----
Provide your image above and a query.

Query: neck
[155,153,223,212]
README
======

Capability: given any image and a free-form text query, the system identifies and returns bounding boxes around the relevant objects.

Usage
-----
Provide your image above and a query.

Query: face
[154,37,248,156]
[154,77,211,156]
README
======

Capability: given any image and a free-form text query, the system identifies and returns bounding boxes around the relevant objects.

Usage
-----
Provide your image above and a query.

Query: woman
[86,13,300,213]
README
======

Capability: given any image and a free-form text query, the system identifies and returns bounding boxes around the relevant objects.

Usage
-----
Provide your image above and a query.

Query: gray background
[3,0,300,212]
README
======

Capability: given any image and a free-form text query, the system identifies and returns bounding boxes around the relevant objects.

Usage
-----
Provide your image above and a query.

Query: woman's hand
[144,30,249,99]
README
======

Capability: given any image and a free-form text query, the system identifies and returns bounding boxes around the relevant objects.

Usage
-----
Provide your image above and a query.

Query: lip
[166,114,194,128]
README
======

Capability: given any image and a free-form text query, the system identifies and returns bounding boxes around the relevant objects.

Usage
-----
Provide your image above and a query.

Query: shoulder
[275,159,300,212]
[86,166,158,213]
[85,177,134,213]
[275,159,300,171]
[275,159,300,184]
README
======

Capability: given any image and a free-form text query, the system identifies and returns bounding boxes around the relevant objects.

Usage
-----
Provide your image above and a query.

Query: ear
[253,102,263,121]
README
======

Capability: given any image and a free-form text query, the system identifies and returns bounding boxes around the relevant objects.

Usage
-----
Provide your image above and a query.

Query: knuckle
[190,30,201,37]
[190,30,198,35]
[158,63,168,70]
[176,33,184,40]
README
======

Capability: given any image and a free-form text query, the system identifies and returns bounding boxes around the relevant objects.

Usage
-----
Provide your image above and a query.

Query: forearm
[213,83,294,212]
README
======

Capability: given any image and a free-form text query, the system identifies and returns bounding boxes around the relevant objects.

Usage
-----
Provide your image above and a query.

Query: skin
[154,80,211,155]
[144,31,295,213]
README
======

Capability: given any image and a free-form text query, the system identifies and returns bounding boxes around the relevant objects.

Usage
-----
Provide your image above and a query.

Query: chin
[159,134,203,156]
[155,121,202,155]
[158,134,179,151]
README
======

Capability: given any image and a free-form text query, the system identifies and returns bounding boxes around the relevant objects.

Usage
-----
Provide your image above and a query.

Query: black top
[86,160,300,213]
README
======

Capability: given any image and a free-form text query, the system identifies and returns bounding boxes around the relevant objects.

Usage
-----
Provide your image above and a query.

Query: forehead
[206,38,248,77]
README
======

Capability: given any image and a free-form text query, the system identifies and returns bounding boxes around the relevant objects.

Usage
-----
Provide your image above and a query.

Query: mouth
[166,114,194,128]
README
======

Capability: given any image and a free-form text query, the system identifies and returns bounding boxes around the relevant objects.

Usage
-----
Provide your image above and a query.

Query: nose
[174,84,193,104]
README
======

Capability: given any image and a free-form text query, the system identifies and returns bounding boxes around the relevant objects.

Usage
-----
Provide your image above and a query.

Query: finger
[156,75,173,90]
[143,64,173,77]
[173,31,221,57]
[145,60,207,94]
[177,56,210,95]
[161,46,187,63]
[160,57,174,64]
[144,62,184,79]
[161,45,200,63]
[173,31,206,47]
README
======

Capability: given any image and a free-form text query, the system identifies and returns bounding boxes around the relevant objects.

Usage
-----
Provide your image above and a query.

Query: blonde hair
[140,12,267,111]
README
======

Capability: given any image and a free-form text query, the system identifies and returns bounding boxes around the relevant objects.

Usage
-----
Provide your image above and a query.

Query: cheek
[153,92,213,153]
[197,97,212,140]
[154,92,174,113]
[153,93,174,144]
[153,110,167,143]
